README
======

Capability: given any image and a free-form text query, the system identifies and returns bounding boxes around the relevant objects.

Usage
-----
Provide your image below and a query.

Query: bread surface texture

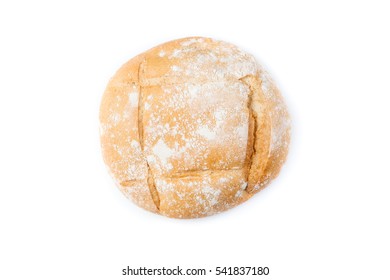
[99,37,290,218]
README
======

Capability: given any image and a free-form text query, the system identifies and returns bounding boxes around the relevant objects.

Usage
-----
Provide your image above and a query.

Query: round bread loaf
[99,37,290,218]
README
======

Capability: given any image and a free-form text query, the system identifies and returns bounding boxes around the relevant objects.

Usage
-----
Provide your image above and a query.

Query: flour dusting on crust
[99,37,290,218]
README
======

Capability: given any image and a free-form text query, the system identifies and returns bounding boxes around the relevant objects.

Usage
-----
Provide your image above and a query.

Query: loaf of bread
[99,37,290,218]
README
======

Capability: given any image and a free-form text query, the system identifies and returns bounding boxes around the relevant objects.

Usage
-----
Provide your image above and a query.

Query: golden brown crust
[250,70,291,193]
[99,55,159,213]
[99,37,290,218]
[240,75,272,192]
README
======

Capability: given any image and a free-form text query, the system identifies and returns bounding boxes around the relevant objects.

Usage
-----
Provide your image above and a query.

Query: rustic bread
[99,37,290,218]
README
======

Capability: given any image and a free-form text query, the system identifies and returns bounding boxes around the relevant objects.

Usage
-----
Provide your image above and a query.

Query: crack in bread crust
[240,75,271,193]
[168,168,244,178]
[140,78,252,87]
[244,96,256,191]
[138,60,161,210]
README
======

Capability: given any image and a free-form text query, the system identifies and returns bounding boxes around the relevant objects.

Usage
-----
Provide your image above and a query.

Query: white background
[1,1,389,279]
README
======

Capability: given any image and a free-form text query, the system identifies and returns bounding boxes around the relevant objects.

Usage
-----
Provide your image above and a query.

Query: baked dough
[99,37,290,218]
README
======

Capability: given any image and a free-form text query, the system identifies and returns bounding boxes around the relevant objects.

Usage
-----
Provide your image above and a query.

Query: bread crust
[99,37,290,218]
